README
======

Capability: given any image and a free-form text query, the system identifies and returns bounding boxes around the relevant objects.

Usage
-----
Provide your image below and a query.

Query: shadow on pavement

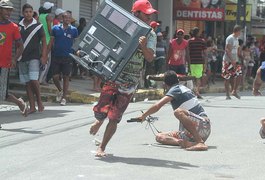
[98,155,199,170]
[0,127,43,134]
[0,109,73,125]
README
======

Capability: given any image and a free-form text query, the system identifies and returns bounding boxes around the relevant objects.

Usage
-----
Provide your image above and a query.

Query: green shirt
[39,14,52,45]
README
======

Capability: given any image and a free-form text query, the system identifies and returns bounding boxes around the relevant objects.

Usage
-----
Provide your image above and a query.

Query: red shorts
[222,61,242,80]
[93,83,133,122]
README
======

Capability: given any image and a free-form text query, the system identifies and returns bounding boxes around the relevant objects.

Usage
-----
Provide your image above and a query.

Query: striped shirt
[188,37,206,64]
[166,84,207,116]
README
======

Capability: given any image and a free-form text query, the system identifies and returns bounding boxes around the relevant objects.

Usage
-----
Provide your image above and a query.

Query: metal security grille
[10,0,21,24]
[79,0,93,23]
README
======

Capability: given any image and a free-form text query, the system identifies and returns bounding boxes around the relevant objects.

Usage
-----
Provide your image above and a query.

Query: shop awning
[226,0,237,3]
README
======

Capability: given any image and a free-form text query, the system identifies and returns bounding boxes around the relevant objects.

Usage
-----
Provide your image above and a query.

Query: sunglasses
[177,33,184,36]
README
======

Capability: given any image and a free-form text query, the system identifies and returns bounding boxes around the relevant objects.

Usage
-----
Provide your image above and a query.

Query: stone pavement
[8,76,252,104]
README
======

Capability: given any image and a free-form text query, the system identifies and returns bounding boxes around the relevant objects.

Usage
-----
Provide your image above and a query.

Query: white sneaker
[56,91,63,102]
[60,98,66,106]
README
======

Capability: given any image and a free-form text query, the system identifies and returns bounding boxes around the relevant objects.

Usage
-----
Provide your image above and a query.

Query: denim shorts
[18,59,40,83]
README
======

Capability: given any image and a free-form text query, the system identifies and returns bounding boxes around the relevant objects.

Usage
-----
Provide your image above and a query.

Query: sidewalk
[8,76,245,104]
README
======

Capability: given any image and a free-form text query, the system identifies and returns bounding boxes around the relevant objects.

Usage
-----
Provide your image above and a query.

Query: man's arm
[12,40,24,68]
[46,15,53,54]
[165,42,172,68]
[40,31,48,65]
[140,96,173,121]
[139,36,155,62]
[225,43,236,64]
[253,67,262,96]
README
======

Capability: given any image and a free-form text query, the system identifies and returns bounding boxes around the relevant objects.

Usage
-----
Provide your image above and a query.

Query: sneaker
[56,91,63,102]
[60,98,66,106]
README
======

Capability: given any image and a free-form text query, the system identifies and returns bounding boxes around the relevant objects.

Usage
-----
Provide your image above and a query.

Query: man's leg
[31,80,44,112]
[156,132,181,146]
[231,76,241,99]
[62,75,69,99]
[26,82,36,114]
[96,120,118,157]
[253,68,262,96]
[53,74,62,92]
[6,94,28,116]
[224,79,231,99]
[174,108,208,151]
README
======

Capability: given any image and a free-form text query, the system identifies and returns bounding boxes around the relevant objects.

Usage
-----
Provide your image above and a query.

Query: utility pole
[236,0,247,27]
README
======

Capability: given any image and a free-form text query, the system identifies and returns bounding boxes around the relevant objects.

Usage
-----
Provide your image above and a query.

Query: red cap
[176,29,185,34]
[150,21,159,28]
[132,0,158,14]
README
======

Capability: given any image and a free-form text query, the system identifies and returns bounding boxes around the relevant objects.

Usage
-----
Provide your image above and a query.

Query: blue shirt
[52,24,78,57]
[166,84,206,116]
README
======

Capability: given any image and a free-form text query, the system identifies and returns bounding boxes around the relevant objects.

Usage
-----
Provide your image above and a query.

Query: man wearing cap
[89,0,157,157]
[53,8,65,26]
[38,1,54,85]
[0,0,28,119]
[150,21,159,32]
[166,29,189,75]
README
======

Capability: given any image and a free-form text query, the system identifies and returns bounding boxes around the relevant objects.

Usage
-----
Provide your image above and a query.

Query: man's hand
[139,36,147,49]
[11,60,17,68]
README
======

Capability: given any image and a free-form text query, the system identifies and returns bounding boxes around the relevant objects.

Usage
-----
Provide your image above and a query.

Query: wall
[158,0,173,38]
[62,0,80,21]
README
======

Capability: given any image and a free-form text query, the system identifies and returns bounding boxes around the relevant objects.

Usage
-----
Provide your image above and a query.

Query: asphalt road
[0,91,265,180]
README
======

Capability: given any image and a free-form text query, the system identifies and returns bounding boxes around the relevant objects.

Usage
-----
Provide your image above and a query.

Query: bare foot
[186,142,208,151]
[90,120,103,135]
[28,109,37,115]
[231,91,241,99]
[179,139,195,149]
[95,147,106,157]
[37,103,44,112]
[253,90,262,96]
[18,98,28,117]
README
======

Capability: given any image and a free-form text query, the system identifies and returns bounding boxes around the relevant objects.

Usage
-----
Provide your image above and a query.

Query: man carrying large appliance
[89,0,157,157]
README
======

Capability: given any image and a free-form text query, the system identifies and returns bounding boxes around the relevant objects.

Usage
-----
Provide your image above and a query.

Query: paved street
[0,91,265,180]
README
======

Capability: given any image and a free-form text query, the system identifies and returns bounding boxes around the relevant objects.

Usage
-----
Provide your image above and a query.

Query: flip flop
[18,98,28,117]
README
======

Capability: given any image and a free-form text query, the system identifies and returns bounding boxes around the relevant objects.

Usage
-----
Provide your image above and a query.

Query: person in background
[33,11,38,21]
[150,21,159,32]
[50,12,78,106]
[166,29,189,75]
[0,0,27,118]
[222,25,242,100]
[206,39,218,85]
[18,3,47,114]
[187,27,207,99]
[154,32,167,74]
[252,59,265,139]
[77,17,88,78]
[38,1,54,85]
[53,8,65,26]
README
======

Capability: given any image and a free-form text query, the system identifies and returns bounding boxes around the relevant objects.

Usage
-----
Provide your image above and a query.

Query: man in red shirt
[0,0,27,119]
[166,29,189,75]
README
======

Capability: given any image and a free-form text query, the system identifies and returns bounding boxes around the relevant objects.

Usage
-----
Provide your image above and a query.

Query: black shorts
[51,56,73,76]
